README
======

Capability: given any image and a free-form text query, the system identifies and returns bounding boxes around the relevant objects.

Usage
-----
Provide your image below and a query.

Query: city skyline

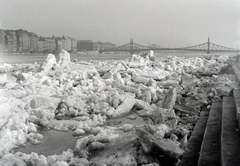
[1,0,240,48]
[0,28,118,53]
[1,28,117,44]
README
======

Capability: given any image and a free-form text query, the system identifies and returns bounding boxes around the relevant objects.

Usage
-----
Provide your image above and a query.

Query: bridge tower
[130,38,134,54]
[207,37,210,54]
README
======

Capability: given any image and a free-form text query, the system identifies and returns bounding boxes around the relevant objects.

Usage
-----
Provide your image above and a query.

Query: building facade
[45,37,56,53]
[37,37,56,53]
[66,37,71,51]
[53,37,61,52]
[70,37,77,52]
[58,38,68,51]
[0,30,6,52]
[4,30,18,53]
[29,32,38,52]
[17,29,29,53]
[37,37,45,52]
[95,41,117,51]
[55,36,73,52]
[57,40,63,51]
[77,40,95,52]
[102,42,117,50]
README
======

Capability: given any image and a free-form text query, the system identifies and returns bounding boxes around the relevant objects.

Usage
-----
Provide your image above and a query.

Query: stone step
[221,96,240,166]
[233,89,240,128]
[179,106,209,166]
[232,64,240,83]
[198,101,222,166]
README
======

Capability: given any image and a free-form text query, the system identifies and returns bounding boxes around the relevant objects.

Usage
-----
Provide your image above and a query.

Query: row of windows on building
[0,29,117,53]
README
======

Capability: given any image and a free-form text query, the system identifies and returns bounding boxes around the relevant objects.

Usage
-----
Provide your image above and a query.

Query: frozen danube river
[0,49,239,165]
[0,51,237,65]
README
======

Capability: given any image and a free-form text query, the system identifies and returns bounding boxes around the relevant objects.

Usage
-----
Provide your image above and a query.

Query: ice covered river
[0,51,237,65]
[0,50,238,165]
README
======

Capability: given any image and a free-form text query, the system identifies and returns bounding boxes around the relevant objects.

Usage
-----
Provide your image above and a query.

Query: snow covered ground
[0,50,238,166]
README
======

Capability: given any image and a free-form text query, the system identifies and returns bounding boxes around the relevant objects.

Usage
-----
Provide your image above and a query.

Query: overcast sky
[1,0,240,48]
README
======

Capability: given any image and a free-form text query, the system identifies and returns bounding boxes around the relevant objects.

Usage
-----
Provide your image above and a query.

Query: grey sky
[1,0,240,48]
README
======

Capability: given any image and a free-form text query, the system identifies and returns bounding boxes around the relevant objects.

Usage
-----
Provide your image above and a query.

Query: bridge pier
[130,38,134,54]
[207,37,210,54]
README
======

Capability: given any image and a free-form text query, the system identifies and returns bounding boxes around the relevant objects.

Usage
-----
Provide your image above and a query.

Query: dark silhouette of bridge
[99,38,239,54]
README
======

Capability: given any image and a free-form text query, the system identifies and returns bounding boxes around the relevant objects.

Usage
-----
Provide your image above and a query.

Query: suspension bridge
[99,38,239,54]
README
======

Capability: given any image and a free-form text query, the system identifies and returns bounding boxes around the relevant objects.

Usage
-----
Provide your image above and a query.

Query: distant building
[54,36,73,52]
[37,37,56,53]
[70,37,77,52]
[103,42,116,50]
[77,40,95,52]
[37,37,46,52]
[96,41,117,51]
[65,36,71,51]
[0,29,6,52]
[0,28,119,54]
[17,29,29,53]
[57,40,63,51]
[45,37,56,52]
[53,37,61,52]
[29,32,38,52]
[77,40,117,52]
[58,37,68,51]
[4,30,18,53]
